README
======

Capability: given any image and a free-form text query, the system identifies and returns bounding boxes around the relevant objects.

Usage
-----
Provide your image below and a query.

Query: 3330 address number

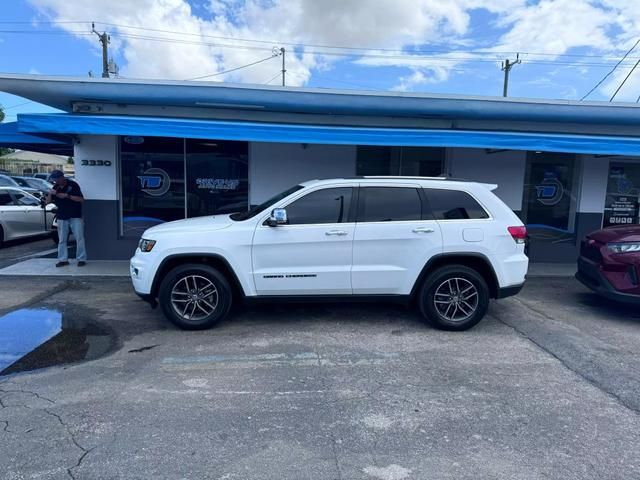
[81,160,112,166]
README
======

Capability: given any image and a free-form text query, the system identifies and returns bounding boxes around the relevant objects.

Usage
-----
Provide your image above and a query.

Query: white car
[0,187,55,246]
[130,177,529,331]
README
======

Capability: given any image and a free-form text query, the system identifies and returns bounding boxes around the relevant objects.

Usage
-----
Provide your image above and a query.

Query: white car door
[11,191,47,236]
[252,185,356,295]
[351,184,443,295]
[0,189,27,240]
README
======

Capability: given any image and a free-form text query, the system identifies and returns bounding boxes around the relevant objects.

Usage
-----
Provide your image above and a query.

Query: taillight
[508,226,527,244]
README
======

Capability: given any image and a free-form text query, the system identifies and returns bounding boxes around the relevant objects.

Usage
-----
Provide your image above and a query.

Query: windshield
[26,178,51,190]
[12,177,30,187]
[230,185,304,221]
[0,176,18,187]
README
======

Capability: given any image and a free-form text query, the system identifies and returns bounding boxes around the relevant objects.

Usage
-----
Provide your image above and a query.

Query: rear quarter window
[425,189,490,220]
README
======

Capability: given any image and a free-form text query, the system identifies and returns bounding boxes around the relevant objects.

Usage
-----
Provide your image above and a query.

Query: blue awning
[17,113,640,156]
[0,121,73,155]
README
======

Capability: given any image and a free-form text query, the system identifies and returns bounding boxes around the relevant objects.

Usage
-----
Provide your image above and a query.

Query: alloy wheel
[170,275,219,322]
[433,277,479,322]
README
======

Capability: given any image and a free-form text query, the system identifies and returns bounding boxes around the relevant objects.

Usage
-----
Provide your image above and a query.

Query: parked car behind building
[0,187,55,246]
[0,174,43,199]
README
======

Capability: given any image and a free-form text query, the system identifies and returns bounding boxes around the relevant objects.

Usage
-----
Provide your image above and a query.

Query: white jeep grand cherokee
[130,177,528,331]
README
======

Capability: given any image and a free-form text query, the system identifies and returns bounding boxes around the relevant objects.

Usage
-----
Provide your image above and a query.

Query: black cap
[49,170,64,180]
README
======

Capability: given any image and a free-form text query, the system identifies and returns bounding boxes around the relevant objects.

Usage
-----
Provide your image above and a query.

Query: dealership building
[1,74,639,262]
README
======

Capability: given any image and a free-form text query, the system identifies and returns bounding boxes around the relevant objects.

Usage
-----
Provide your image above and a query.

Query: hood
[588,225,640,244]
[144,214,233,236]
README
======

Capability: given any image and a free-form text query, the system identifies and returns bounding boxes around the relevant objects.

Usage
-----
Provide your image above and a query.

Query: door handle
[413,227,435,234]
[325,230,348,236]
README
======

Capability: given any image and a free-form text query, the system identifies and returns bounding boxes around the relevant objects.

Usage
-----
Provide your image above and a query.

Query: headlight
[138,238,156,252]
[607,242,640,254]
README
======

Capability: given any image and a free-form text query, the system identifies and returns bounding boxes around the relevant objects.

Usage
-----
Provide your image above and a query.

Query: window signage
[604,164,640,227]
[138,168,171,197]
[195,178,241,190]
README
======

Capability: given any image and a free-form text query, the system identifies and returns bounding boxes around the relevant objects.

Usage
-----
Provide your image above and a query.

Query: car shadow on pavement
[574,291,640,323]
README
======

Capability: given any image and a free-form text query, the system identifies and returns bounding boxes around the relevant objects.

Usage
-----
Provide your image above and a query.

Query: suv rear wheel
[158,264,232,330]
[418,265,489,331]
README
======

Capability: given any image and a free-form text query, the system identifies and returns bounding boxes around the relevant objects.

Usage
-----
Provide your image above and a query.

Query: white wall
[448,148,526,211]
[249,142,357,204]
[73,135,118,201]
[578,155,609,213]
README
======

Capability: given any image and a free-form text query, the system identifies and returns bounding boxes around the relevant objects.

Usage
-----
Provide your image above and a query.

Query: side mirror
[266,208,288,227]
[40,197,47,209]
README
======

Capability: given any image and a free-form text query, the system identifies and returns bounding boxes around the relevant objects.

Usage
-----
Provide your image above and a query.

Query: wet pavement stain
[0,307,114,375]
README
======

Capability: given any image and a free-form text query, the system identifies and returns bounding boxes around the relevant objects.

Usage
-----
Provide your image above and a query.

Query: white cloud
[26,0,517,86]
[23,0,640,100]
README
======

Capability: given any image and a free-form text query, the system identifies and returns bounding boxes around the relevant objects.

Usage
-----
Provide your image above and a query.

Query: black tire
[158,264,232,330]
[0,225,4,248]
[418,265,489,331]
[51,230,59,245]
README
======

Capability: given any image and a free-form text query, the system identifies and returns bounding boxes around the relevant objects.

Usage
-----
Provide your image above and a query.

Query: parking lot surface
[1,276,639,479]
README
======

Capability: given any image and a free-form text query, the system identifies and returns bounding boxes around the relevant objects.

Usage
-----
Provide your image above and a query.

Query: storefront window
[121,136,185,237]
[357,146,443,176]
[185,139,248,217]
[120,136,249,237]
[520,152,578,243]
[604,163,640,227]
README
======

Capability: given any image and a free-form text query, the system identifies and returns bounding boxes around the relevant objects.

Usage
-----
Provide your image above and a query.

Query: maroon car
[576,225,640,304]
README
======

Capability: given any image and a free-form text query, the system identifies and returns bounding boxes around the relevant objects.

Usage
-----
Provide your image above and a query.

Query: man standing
[47,170,87,267]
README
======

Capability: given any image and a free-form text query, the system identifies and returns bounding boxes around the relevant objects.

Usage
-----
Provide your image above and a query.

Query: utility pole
[281,47,286,86]
[92,22,110,78]
[501,53,521,97]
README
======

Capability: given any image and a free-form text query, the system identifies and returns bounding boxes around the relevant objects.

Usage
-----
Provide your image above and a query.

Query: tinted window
[13,192,39,206]
[0,190,13,206]
[12,177,29,187]
[426,189,489,220]
[358,187,422,222]
[285,188,352,224]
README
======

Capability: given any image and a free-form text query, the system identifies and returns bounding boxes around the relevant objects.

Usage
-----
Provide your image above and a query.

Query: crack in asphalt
[42,407,94,480]
[493,303,640,417]
[0,387,56,405]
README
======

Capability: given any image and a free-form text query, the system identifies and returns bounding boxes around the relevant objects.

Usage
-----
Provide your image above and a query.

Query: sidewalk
[0,258,130,277]
[0,258,575,278]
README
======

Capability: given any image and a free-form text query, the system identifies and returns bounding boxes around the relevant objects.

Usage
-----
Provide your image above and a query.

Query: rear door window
[425,189,489,220]
[357,187,423,222]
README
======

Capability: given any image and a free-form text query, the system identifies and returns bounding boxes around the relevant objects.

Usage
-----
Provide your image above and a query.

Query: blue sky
[1,0,639,121]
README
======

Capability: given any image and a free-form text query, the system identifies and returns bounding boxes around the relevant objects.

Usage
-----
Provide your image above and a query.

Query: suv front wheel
[158,264,232,330]
[418,265,489,331]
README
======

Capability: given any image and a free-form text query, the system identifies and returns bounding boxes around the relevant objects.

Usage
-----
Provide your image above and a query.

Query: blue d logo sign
[138,168,171,197]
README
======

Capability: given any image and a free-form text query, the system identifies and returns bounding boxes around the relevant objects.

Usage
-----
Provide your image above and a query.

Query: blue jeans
[57,218,87,262]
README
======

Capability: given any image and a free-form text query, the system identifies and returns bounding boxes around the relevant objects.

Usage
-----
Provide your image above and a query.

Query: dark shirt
[53,180,83,220]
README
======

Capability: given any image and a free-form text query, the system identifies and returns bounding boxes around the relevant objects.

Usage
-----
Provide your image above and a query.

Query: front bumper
[576,256,640,305]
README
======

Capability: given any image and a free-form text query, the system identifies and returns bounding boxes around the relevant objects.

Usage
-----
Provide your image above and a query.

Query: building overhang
[1,73,640,127]
[16,113,640,157]
[0,121,73,156]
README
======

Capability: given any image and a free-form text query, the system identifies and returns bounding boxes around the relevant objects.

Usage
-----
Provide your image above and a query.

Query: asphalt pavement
[0,276,639,480]
[0,235,55,269]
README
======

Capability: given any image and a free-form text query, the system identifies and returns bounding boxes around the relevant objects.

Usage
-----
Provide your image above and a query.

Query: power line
[580,38,640,100]
[610,57,640,101]
[2,100,34,110]
[186,52,280,80]
[2,24,640,65]
[81,21,640,61]
[4,28,638,69]
[263,72,283,84]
